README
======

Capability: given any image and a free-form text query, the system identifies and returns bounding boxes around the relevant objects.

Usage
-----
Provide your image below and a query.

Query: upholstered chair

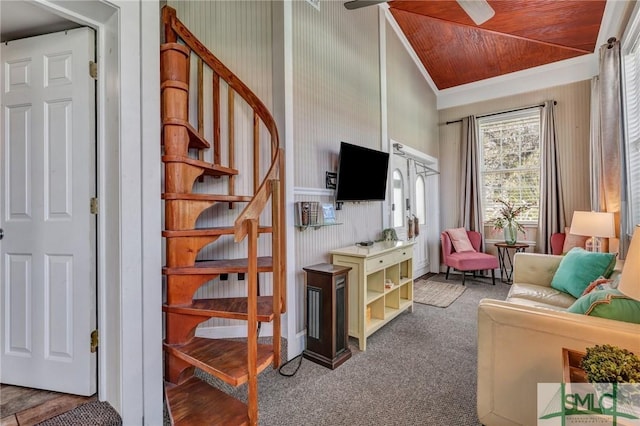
[440,229,499,285]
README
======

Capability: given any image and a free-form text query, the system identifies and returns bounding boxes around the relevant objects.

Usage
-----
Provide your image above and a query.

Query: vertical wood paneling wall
[291,1,382,334]
[438,80,592,253]
[385,20,439,159]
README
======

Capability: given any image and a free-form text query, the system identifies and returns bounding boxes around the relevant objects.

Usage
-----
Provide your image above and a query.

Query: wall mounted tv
[335,142,389,202]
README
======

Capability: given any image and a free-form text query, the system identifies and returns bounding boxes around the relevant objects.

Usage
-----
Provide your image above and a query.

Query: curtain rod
[445,101,557,125]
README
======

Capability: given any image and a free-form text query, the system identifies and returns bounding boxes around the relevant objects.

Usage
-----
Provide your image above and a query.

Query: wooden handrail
[162,7,286,424]
[162,6,282,243]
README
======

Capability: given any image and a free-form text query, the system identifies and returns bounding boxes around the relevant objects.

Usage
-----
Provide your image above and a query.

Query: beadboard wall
[291,3,439,335]
[291,1,383,335]
[385,20,439,158]
[438,80,592,253]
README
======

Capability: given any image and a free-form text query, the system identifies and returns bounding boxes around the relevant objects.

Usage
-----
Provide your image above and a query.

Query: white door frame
[28,1,162,424]
[389,140,440,274]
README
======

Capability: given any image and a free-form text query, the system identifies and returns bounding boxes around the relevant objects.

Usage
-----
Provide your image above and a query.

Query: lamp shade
[618,224,640,301]
[569,211,616,238]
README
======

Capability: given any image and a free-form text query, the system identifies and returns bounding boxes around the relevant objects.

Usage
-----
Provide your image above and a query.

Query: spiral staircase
[160,6,286,425]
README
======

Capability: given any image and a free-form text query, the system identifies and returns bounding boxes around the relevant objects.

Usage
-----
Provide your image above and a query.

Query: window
[479,110,541,223]
[392,169,404,227]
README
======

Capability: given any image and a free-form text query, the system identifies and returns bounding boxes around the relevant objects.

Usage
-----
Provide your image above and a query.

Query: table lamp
[569,211,616,252]
[618,224,640,301]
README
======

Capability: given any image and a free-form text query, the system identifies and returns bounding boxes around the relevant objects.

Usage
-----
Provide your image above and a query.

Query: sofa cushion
[447,251,498,270]
[507,283,576,309]
[568,289,640,324]
[446,228,476,253]
[550,248,617,298]
[561,227,589,254]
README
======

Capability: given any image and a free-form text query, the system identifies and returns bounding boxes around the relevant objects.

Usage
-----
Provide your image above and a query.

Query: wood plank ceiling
[388,0,607,90]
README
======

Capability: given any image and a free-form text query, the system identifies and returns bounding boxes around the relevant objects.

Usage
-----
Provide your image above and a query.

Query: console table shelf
[331,241,414,351]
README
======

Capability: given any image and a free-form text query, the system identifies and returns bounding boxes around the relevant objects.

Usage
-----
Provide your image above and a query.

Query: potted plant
[489,198,530,245]
[581,344,640,410]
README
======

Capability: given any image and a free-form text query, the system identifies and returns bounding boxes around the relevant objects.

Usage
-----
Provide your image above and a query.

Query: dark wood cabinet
[303,263,352,369]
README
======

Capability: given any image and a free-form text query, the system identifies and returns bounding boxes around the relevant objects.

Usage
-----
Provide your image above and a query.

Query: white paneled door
[1,28,96,395]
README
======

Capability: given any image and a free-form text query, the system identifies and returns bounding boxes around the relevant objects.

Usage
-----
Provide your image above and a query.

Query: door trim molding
[33,1,163,424]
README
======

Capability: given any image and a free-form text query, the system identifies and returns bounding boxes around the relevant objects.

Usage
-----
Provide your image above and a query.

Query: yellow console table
[330,241,414,351]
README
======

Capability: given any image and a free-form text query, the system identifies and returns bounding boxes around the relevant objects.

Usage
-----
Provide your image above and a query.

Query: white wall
[385,19,438,158]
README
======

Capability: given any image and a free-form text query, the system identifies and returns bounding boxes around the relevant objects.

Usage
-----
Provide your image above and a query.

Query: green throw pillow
[568,289,640,324]
[550,248,617,298]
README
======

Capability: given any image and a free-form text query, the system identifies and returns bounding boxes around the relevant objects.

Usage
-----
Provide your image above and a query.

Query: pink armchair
[441,230,499,285]
[550,232,566,255]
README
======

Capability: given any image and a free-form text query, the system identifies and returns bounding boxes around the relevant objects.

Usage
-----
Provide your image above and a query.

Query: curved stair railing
[161,6,286,425]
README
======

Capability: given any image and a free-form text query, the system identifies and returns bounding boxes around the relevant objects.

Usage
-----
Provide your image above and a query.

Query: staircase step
[164,256,273,275]
[163,155,239,177]
[164,194,253,231]
[163,193,253,203]
[165,376,248,425]
[163,117,210,149]
[164,338,274,386]
[164,296,275,322]
[163,226,272,238]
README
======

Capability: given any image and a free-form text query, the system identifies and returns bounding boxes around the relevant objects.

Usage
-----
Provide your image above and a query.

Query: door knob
[0,228,3,240]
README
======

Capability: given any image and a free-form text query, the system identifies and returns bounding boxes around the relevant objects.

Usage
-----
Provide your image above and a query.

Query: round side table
[494,242,529,284]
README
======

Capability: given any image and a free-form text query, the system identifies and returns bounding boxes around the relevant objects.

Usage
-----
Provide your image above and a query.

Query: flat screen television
[335,142,389,202]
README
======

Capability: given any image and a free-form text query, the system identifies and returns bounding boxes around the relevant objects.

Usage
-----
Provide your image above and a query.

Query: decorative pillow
[561,227,590,254]
[550,248,617,298]
[568,289,640,324]
[446,228,476,253]
[581,274,621,296]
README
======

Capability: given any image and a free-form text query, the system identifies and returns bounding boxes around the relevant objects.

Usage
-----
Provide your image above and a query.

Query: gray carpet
[198,273,509,426]
[43,273,509,425]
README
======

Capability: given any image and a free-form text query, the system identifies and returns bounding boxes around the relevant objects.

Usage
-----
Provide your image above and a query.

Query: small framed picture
[322,203,336,224]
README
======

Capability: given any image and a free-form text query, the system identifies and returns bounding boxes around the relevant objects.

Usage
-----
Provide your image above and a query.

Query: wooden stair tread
[162,193,252,202]
[164,256,273,275]
[163,118,210,149]
[164,338,274,386]
[163,226,272,238]
[164,296,275,322]
[163,155,239,177]
[165,376,248,425]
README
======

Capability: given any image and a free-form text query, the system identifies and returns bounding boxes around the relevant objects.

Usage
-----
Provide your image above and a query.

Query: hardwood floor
[0,384,95,426]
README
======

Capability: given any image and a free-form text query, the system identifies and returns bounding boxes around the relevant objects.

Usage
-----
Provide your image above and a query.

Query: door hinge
[90,329,99,353]
[89,61,97,79]
[90,197,98,215]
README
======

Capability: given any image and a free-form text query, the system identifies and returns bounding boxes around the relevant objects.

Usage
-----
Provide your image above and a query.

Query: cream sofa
[477,252,640,426]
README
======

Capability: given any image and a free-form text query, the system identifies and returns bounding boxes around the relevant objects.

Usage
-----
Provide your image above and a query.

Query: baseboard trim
[195,323,274,339]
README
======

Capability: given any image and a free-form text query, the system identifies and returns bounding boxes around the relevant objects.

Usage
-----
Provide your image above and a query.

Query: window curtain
[590,76,606,212]
[592,38,626,256]
[537,100,566,253]
[459,116,483,240]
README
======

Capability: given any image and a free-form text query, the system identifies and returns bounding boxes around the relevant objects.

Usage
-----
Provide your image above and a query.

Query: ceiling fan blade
[456,0,495,25]
[344,0,388,10]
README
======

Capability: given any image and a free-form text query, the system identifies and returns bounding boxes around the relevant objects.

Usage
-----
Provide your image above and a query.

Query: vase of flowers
[490,199,530,244]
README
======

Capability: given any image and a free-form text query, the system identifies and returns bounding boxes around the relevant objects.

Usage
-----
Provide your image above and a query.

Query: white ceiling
[1,0,81,43]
